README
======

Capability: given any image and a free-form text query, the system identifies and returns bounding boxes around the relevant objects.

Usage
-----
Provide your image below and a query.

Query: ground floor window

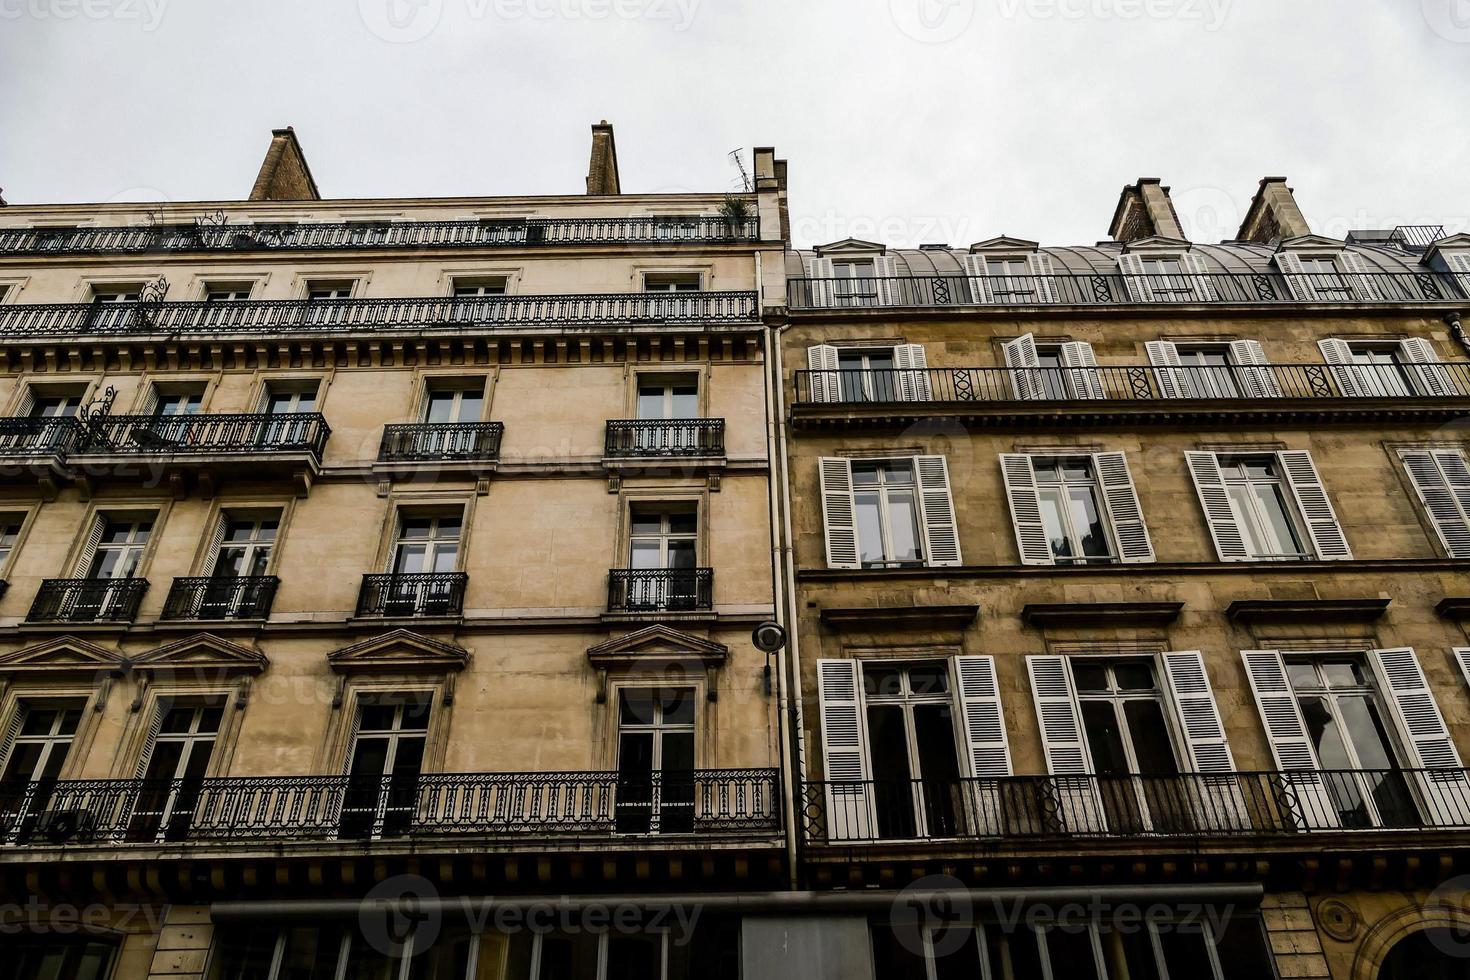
[13,937,117,980]
[1378,928,1470,979]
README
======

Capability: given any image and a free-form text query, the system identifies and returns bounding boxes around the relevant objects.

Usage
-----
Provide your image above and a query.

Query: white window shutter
[1239,649,1340,829]
[1117,253,1153,302]
[892,344,932,402]
[808,256,835,307]
[872,255,898,307]
[1228,340,1282,398]
[140,383,161,418]
[1398,337,1459,397]
[818,458,860,569]
[1184,451,1250,561]
[1060,341,1105,400]
[133,700,166,779]
[806,344,841,404]
[1001,334,1046,401]
[953,656,1010,836]
[1093,451,1154,563]
[1368,647,1470,827]
[914,455,961,567]
[1456,648,1470,692]
[0,705,26,777]
[1447,252,1470,297]
[1026,252,1060,303]
[73,514,107,577]
[204,512,231,575]
[999,454,1052,565]
[1337,250,1385,301]
[963,253,994,304]
[15,384,36,419]
[1180,251,1218,302]
[1398,449,1470,558]
[1274,252,1316,301]
[1026,655,1106,833]
[1144,340,1192,399]
[816,659,874,841]
[1159,650,1248,830]
[1317,338,1365,397]
[1277,450,1352,560]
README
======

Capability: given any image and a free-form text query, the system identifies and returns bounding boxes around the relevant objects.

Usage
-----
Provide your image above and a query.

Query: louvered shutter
[1447,253,1470,298]
[806,344,841,404]
[1228,340,1281,398]
[818,458,860,569]
[72,514,107,577]
[1144,340,1192,399]
[1278,450,1352,559]
[203,512,230,576]
[133,701,166,779]
[872,255,898,307]
[914,455,961,567]
[1456,648,1470,693]
[1117,253,1154,302]
[1180,251,1218,302]
[1368,647,1470,827]
[953,656,1010,835]
[808,257,834,308]
[1001,334,1046,401]
[1398,450,1470,558]
[1399,337,1459,396]
[1060,341,1105,399]
[963,253,994,304]
[1026,656,1106,832]
[0,705,26,779]
[893,344,932,402]
[1239,650,1340,829]
[1027,252,1060,303]
[999,454,1052,565]
[1159,651,1249,830]
[14,385,36,418]
[1093,451,1154,563]
[1184,452,1250,561]
[816,659,873,841]
[1317,338,1366,397]
[1274,252,1316,301]
[139,383,160,418]
[1337,250,1385,301]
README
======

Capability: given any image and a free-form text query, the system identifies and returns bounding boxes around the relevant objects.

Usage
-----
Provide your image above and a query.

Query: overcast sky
[1,0,1466,248]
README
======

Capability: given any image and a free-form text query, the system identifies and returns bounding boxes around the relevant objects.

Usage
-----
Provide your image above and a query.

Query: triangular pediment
[0,635,126,675]
[328,629,468,674]
[132,633,268,675]
[1425,234,1470,262]
[587,625,728,667]
[969,236,1040,252]
[1120,236,1193,252]
[1277,234,1348,252]
[813,238,886,256]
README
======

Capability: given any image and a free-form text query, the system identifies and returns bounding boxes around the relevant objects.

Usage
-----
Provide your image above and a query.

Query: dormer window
[807,243,898,307]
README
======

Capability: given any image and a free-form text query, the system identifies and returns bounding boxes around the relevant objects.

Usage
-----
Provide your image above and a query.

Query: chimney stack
[585,121,621,196]
[248,127,321,202]
[1109,178,1186,242]
[1237,177,1311,244]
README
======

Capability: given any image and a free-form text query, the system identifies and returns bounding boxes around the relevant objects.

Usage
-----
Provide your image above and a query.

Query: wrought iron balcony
[161,576,279,621]
[607,568,713,613]
[71,413,330,462]
[0,214,761,256]
[0,417,77,457]
[802,768,1470,844]
[378,422,504,464]
[356,572,469,618]
[0,291,761,341]
[27,578,148,623]
[604,419,725,458]
[789,271,1468,309]
[0,769,779,846]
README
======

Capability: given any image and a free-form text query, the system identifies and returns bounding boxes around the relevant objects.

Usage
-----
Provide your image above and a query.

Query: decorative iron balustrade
[604,419,725,458]
[607,568,714,613]
[161,576,279,621]
[789,272,1468,309]
[0,769,779,846]
[27,578,148,623]
[71,413,330,459]
[803,768,1470,843]
[0,215,761,256]
[356,572,469,618]
[0,416,76,457]
[794,362,1470,405]
[378,422,504,463]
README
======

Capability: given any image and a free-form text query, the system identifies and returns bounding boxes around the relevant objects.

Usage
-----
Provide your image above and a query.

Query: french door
[1072,660,1185,833]
[861,661,965,839]
[615,687,695,834]
[340,695,431,839]
[129,704,222,842]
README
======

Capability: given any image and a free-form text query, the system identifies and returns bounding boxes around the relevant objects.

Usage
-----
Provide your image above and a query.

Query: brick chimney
[1109,178,1186,242]
[248,127,321,202]
[1236,177,1311,244]
[585,120,621,196]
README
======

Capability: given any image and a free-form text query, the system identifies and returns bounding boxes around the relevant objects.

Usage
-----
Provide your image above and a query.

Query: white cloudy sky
[0,0,1466,248]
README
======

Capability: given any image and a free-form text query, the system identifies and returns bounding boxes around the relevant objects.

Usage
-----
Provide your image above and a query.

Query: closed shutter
[1060,341,1105,399]
[1398,337,1459,397]
[1093,451,1153,563]
[806,344,841,404]
[1337,250,1385,301]
[1144,340,1192,399]
[1228,340,1282,398]
[1274,251,1316,301]
[999,454,1052,565]
[1001,334,1046,401]
[1184,451,1251,561]
[1159,650,1248,830]
[1180,251,1218,302]
[963,253,994,304]
[872,254,898,307]
[953,656,1010,836]
[893,343,932,401]
[1026,655,1105,833]
[72,514,107,577]
[1278,450,1352,560]
[1027,252,1060,303]
[808,257,834,308]
[818,458,860,569]
[1239,650,1340,829]
[914,455,961,567]
[816,659,873,841]
[1317,338,1366,397]
[1117,252,1154,302]
[1369,647,1470,827]
[1398,449,1470,558]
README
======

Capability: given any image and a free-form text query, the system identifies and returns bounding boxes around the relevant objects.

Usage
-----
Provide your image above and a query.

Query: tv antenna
[727,149,752,192]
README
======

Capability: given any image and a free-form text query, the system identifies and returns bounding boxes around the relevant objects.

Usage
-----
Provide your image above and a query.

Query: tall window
[88,518,151,579]
[1,702,83,783]
[28,391,83,418]
[262,384,317,415]
[13,939,117,980]
[628,507,696,571]
[153,389,203,416]
[1033,459,1112,564]
[615,687,696,833]
[1174,345,1240,399]
[130,702,223,841]
[636,376,698,420]
[862,662,964,839]
[984,256,1040,302]
[832,258,877,306]
[1072,659,1182,831]
[852,460,922,568]
[423,385,484,424]
[390,513,462,574]
[1346,344,1419,397]
[1217,456,1306,559]
[342,693,431,838]
[1296,256,1351,299]
[0,514,22,570]
[837,348,896,402]
[1137,255,1197,300]
[214,517,278,578]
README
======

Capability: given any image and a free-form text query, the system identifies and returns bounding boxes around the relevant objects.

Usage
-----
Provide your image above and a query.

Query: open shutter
[203,512,230,576]
[1317,338,1365,397]
[1184,452,1250,561]
[132,701,166,779]
[1456,649,1470,692]
[818,458,860,569]
[14,385,35,419]
[1027,252,1060,303]
[1447,252,1470,298]
[1159,650,1249,831]
[816,659,873,841]
[1026,656,1106,833]
[953,656,1010,836]
[1117,253,1154,302]
[138,383,160,418]
[1399,450,1470,558]
[1278,450,1352,560]
[0,705,25,777]
[1060,341,1105,399]
[963,253,994,304]
[806,344,841,404]
[1144,340,1192,399]
[872,254,898,307]
[893,344,932,402]
[1180,251,1219,302]
[1337,250,1385,301]
[1369,647,1470,827]
[808,256,834,308]
[72,514,107,577]
[1274,251,1316,301]
[1228,340,1282,398]
[1399,337,1459,397]
[1240,650,1340,829]
[915,455,961,567]
[1001,334,1046,401]
[1093,451,1154,563]
[999,454,1052,565]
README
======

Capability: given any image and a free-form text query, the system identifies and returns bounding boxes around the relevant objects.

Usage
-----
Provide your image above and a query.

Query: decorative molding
[131,632,269,677]
[1021,602,1183,628]
[819,605,979,632]
[1226,598,1390,624]
[1436,597,1470,620]
[0,635,128,676]
[969,236,1040,252]
[327,628,469,675]
[586,625,729,704]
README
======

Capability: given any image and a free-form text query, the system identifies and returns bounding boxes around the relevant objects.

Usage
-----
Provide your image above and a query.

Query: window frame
[1215,454,1310,560]
[1030,456,1117,565]
[851,458,925,569]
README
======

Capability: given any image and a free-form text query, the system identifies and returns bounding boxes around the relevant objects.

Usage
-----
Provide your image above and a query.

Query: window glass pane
[20,707,61,737]
[206,926,278,980]
[666,914,741,980]
[863,665,904,698]
[1298,695,1353,768]
[630,512,663,535]
[1286,662,1321,691]
[870,923,928,980]
[629,540,661,569]
[637,389,666,419]
[1212,916,1276,980]
[666,540,697,569]
[1337,696,1396,770]
[1157,927,1216,980]
[1039,487,1072,558]
[667,512,697,536]
[160,706,196,734]
[359,704,398,731]
[1123,700,1180,775]
[1072,662,1110,693]
[1044,925,1101,980]
[1251,483,1303,555]
[1068,486,1109,557]
[1113,663,1156,691]
[606,934,662,980]
[1322,662,1366,688]
[400,695,433,728]
[661,688,696,725]
[885,461,914,486]
[930,927,982,980]
[1081,702,1131,775]
[886,492,921,562]
[535,931,601,980]
[1226,483,1268,558]
[907,664,949,696]
[851,465,880,487]
[855,492,885,565]
[619,688,657,726]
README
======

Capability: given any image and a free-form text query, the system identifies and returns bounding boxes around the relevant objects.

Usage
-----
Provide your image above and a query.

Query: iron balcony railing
[356,572,469,618]
[0,768,779,846]
[604,419,725,458]
[161,576,279,621]
[0,291,761,340]
[71,413,330,460]
[0,416,76,457]
[607,568,714,613]
[789,272,1469,309]
[0,215,761,256]
[803,768,1470,843]
[378,422,504,463]
[27,578,149,623]
[794,362,1470,405]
